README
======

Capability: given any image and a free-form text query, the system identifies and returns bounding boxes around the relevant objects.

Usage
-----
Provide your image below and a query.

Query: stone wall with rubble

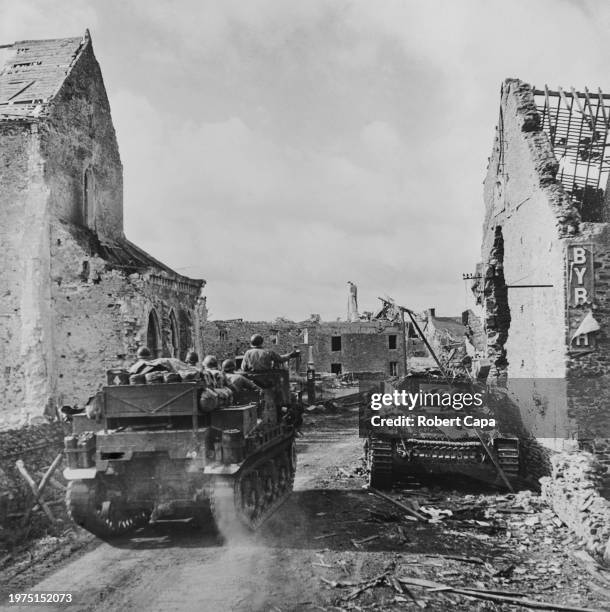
[540,452,610,564]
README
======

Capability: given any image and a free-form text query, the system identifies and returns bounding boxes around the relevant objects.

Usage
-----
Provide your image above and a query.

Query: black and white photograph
[1,1,610,610]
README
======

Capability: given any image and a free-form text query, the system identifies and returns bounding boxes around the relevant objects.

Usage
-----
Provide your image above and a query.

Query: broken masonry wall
[540,452,610,565]
[481,80,573,380]
[0,122,54,427]
[49,221,203,412]
[477,80,580,478]
[463,309,486,356]
[41,37,123,240]
[303,322,405,377]
[421,315,467,368]
[49,222,130,411]
[479,80,577,453]
[202,320,307,371]
[479,79,610,511]
[202,319,405,376]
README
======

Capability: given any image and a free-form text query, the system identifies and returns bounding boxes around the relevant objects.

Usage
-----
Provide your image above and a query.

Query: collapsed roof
[0,34,86,120]
[533,86,610,220]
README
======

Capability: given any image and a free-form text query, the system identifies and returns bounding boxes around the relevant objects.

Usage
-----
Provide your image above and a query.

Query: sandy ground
[1,412,609,611]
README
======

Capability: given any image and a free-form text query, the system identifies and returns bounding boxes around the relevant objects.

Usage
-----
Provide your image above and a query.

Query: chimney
[347,281,359,322]
[427,308,436,320]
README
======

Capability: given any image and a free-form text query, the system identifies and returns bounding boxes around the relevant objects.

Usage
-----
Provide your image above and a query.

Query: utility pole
[400,308,408,376]
[306,345,316,405]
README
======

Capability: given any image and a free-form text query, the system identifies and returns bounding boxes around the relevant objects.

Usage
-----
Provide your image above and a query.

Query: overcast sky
[2,0,610,320]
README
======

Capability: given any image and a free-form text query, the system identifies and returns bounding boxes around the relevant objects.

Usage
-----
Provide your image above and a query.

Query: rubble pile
[304,468,610,610]
[540,451,610,565]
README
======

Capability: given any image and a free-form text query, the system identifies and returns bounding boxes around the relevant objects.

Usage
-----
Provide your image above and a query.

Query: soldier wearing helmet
[129,346,154,374]
[221,359,261,400]
[241,334,299,372]
[185,350,199,366]
[202,354,229,388]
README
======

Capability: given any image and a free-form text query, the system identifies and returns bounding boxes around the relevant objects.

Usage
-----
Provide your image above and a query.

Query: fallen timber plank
[368,487,428,521]
[397,576,602,612]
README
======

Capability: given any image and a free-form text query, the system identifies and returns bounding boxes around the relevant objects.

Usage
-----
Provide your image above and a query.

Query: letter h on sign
[568,245,594,307]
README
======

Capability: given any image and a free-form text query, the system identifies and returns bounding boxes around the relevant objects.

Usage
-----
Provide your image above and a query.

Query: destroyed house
[471,79,610,460]
[202,318,406,377]
[0,32,206,426]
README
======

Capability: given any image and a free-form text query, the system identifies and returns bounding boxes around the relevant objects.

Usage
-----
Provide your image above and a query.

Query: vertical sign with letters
[567,245,594,307]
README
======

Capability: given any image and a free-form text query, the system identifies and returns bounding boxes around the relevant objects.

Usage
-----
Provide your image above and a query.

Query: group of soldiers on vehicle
[127,333,300,404]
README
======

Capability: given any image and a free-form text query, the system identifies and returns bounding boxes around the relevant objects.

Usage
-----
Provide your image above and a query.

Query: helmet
[222,359,236,373]
[202,355,218,369]
[250,334,264,347]
[137,346,152,359]
[185,350,199,365]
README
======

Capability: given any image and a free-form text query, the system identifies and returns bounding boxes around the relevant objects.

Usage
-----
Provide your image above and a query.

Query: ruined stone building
[202,287,407,377]
[0,32,206,427]
[471,79,610,455]
[418,308,466,365]
[203,317,406,378]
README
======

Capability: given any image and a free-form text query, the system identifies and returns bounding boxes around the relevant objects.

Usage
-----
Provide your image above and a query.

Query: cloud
[0,0,96,42]
[4,0,610,320]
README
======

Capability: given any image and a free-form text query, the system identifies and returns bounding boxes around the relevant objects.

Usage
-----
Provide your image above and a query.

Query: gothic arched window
[169,310,179,358]
[147,309,161,358]
[83,167,95,229]
[178,310,192,361]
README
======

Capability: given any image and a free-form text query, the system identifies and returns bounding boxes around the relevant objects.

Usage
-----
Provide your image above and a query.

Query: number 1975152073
[7,593,73,605]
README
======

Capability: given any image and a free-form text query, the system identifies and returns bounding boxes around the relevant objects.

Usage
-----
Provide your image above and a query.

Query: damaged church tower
[0,32,206,426]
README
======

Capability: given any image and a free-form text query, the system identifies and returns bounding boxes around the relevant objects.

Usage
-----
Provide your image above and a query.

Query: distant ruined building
[0,32,206,426]
[202,285,407,378]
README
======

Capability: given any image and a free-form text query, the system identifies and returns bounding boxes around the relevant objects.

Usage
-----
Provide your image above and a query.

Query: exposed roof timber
[533,84,610,212]
[534,88,610,100]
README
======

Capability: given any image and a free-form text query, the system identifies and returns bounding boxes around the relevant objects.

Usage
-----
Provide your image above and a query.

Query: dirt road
[1,413,609,611]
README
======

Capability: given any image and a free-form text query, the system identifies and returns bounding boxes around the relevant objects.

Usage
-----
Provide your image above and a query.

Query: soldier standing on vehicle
[241,334,300,372]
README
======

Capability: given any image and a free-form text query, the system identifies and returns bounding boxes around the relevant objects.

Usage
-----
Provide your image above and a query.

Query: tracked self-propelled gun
[363,374,520,490]
[63,365,301,539]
